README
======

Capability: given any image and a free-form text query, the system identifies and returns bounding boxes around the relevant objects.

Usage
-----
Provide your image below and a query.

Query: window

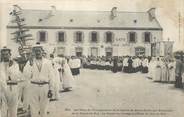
[38,31,47,42]
[105,48,113,57]
[76,47,83,57]
[91,47,98,57]
[91,31,98,43]
[129,32,136,43]
[135,47,145,56]
[75,31,83,43]
[144,32,151,43]
[57,47,65,56]
[105,32,113,43]
[58,32,65,42]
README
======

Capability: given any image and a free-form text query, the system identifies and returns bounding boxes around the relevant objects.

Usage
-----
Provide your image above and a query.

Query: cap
[32,42,43,50]
[1,46,11,53]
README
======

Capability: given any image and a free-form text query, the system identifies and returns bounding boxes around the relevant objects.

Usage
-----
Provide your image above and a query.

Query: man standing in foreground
[0,47,20,117]
[24,44,54,117]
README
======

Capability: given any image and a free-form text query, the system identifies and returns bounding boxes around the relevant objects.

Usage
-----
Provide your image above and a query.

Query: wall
[7,28,162,57]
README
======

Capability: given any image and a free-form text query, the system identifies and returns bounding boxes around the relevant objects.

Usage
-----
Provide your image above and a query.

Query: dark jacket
[175,59,183,77]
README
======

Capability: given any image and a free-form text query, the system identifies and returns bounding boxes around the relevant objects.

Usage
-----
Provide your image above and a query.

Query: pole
[179,12,181,43]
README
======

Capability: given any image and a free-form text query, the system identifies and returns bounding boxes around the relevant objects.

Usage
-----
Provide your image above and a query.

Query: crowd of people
[81,54,184,87]
[0,44,81,117]
[148,54,184,88]
[0,43,184,117]
[81,56,150,74]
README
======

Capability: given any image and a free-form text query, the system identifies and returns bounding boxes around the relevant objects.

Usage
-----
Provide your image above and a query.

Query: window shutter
[104,32,106,43]
[73,32,76,43]
[142,32,145,43]
[64,32,67,42]
[82,32,84,43]
[135,32,137,43]
[56,31,58,42]
[127,32,130,43]
[112,32,115,43]
[97,32,100,43]
[89,32,91,43]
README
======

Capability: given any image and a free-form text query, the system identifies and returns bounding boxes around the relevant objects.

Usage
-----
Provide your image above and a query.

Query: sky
[0,0,184,51]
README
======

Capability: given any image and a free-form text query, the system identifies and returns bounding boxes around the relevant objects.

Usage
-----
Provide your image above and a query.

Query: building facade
[7,7,164,57]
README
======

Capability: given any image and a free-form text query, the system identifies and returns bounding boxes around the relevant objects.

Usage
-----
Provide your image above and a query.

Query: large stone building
[7,7,166,57]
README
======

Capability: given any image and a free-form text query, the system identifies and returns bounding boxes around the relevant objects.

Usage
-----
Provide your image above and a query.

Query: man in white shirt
[15,56,29,113]
[0,47,21,117]
[24,44,54,117]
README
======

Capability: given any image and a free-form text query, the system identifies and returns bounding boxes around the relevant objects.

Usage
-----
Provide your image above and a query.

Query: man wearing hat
[0,46,21,117]
[23,44,54,117]
[14,55,29,113]
[175,53,183,88]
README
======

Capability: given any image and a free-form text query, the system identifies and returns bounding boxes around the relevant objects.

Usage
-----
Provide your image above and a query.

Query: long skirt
[142,67,148,73]
[117,66,123,72]
[138,65,143,72]
[83,64,88,69]
[169,69,175,83]
[105,65,111,70]
[62,74,74,90]
[71,68,80,76]
[175,76,183,88]
[112,66,118,73]
[123,66,128,73]
[182,73,184,85]
[127,66,133,73]
[90,64,96,70]
[154,67,162,82]
[98,65,104,70]
[161,68,169,82]
[134,67,139,73]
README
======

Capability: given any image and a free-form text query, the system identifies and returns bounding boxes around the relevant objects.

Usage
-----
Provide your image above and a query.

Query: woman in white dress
[61,59,74,91]
[154,57,162,82]
[50,54,61,100]
[148,57,157,79]
[168,59,176,83]
[181,59,184,87]
[161,58,169,83]
[160,58,166,82]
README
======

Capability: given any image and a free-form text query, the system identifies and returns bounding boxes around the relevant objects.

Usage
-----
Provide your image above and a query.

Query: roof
[7,9,162,30]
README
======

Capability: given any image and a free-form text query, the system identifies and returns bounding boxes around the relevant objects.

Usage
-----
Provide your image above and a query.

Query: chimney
[49,5,56,16]
[147,8,156,21]
[111,7,117,19]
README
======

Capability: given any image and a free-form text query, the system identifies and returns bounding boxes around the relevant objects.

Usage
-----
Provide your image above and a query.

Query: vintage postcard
[0,0,184,117]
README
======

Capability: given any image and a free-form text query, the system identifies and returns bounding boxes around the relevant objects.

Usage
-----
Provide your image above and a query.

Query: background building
[7,7,165,57]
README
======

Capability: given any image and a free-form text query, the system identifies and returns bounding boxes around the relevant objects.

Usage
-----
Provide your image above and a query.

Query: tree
[10,5,33,58]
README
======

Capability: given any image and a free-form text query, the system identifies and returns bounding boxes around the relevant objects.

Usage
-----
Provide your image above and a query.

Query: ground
[48,69,184,117]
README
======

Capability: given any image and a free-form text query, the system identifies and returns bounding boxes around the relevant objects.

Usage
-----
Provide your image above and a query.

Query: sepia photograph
[0,0,184,117]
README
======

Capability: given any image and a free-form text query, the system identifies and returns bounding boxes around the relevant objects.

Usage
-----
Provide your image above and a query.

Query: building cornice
[7,26,163,31]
